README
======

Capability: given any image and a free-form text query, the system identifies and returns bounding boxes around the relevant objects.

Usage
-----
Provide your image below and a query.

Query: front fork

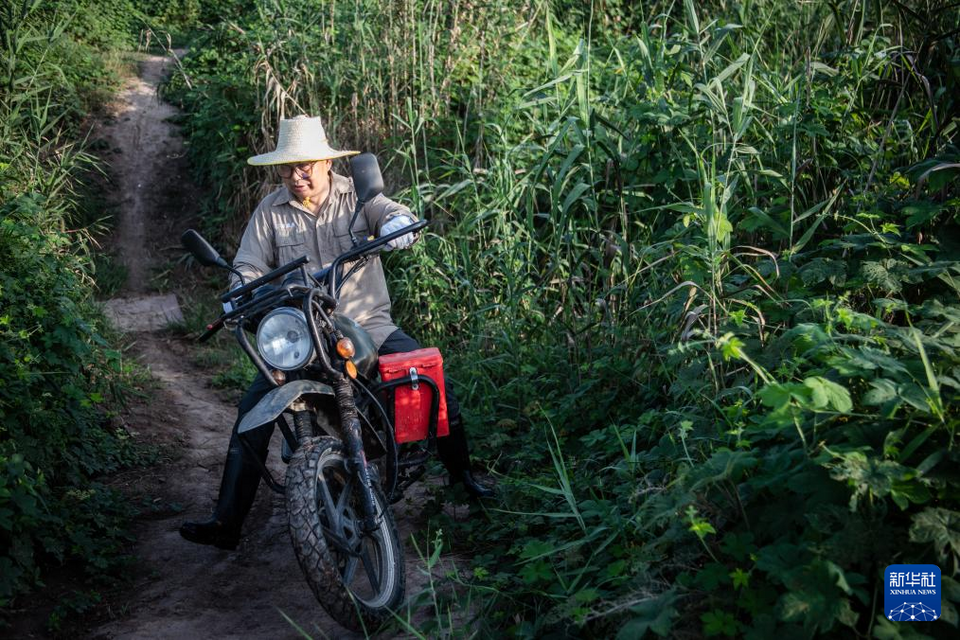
[331,376,381,534]
[289,378,380,534]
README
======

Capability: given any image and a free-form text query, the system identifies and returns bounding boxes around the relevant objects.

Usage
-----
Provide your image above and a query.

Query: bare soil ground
[9,53,453,639]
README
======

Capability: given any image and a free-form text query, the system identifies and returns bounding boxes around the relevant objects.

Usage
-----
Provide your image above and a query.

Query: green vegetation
[0,0,155,619]
[3,0,956,636]
[165,0,959,635]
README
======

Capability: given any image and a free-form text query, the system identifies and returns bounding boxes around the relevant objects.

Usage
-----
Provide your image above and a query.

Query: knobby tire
[286,436,405,632]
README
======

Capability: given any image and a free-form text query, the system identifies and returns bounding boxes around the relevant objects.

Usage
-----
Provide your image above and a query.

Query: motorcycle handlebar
[200,221,427,341]
[221,255,310,303]
[323,219,428,299]
[312,219,428,281]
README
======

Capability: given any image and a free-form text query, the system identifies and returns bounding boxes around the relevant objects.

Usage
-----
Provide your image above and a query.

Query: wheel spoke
[359,543,381,593]
[316,475,340,534]
[342,555,359,584]
[336,474,354,518]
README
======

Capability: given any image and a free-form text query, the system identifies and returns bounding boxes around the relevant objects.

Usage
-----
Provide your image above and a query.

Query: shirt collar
[329,171,351,196]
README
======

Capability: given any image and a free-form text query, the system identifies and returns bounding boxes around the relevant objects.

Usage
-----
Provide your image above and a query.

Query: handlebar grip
[342,219,429,261]
[197,318,224,343]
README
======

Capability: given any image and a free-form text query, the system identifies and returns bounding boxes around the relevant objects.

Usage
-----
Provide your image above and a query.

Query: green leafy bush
[0,0,151,615]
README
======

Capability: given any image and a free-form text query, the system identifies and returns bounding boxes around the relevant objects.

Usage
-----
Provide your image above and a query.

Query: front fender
[237,379,335,434]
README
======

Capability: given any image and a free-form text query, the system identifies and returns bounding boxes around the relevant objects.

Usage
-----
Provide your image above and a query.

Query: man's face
[279,159,332,203]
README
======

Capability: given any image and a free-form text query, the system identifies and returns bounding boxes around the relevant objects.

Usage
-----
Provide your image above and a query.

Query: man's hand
[380,215,417,251]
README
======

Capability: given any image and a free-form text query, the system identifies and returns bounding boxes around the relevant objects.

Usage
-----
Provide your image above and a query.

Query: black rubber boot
[180,430,264,549]
[439,418,494,499]
[455,469,495,498]
[179,517,241,551]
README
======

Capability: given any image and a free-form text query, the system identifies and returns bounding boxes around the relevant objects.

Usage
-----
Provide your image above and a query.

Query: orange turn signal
[271,369,286,385]
[345,360,358,379]
[336,337,356,358]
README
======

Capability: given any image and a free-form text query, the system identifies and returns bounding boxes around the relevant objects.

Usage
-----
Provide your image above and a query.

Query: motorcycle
[180,153,446,631]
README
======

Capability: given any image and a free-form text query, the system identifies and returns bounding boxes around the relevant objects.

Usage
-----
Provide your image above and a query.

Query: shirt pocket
[274,227,307,264]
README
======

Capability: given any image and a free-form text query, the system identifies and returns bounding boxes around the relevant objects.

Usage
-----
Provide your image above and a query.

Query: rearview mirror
[350,153,384,203]
[181,229,228,269]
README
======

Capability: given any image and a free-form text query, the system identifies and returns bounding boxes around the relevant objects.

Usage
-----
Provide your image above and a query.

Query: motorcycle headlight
[256,308,314,371]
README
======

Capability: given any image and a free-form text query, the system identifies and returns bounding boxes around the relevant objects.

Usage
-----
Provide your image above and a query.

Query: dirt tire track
[104,52,181,293]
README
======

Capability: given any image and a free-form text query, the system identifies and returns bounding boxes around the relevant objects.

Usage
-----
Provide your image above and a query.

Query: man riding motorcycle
[180,115,492,551]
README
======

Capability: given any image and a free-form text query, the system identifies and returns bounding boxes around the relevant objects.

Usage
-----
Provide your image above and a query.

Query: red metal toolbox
[378,347,450,443]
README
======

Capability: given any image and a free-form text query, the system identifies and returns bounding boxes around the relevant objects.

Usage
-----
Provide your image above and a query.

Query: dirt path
[92,335,345,639]
[104,52,182,293]
[81,54,437,639]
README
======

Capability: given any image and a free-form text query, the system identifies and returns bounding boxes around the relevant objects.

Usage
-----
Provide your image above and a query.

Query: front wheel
[286,437,405,631]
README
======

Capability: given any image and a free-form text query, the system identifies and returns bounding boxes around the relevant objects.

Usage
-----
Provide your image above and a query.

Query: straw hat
[247,115,358,166]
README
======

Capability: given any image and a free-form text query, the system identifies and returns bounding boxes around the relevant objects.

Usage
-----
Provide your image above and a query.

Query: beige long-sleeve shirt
[231,171,416,348]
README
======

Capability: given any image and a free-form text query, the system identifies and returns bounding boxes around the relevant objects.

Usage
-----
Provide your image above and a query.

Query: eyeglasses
[277,162,317,179]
